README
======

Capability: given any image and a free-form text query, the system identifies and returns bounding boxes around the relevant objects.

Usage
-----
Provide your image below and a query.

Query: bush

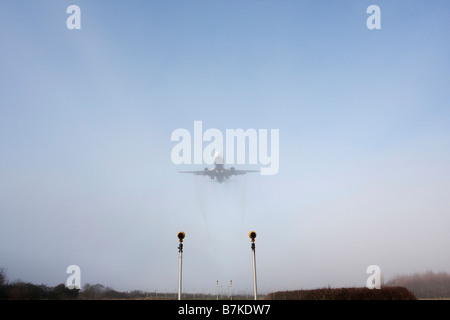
[52,283,80,299]
[6,282,52,300]
[266,287,416,300]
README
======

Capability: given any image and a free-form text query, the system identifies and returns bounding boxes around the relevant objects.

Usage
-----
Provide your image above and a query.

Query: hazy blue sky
[1,0,450,294]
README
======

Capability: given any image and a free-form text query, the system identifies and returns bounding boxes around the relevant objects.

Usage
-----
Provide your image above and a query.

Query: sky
[1,0,450,295]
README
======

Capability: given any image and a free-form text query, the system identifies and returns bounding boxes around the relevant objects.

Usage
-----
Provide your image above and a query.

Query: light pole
[177,231,185,300]
[249,231,258,300]
[229,280,233,300]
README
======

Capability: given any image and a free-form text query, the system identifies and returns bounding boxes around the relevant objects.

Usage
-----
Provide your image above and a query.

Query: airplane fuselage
[211,163,225,183]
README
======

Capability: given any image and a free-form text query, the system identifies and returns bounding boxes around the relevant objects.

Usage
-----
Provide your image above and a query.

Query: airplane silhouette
[178,152,259,183]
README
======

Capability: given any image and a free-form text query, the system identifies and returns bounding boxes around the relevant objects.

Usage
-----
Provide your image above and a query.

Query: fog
[1,1,450,295]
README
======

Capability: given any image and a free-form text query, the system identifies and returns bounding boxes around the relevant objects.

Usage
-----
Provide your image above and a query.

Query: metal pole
[252,242,257,300]
[249,231,257,300]
[178,242,183,300]
[177,231,185,300]
[230,280,233,300]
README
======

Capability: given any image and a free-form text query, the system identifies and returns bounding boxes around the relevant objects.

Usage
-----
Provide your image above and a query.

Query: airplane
[178,152,259,183]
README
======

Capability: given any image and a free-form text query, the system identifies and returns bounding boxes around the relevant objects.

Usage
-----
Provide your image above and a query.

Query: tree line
[384,271,450,299]
[2,267,450,299]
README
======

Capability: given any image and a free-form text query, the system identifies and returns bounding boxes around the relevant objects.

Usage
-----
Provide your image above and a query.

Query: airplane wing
[178,168,221,178]
[178,170,210,176]
[225,168,260,176]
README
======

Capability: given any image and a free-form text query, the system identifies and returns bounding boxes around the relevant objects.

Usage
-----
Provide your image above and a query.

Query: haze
[1,0,449,295]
